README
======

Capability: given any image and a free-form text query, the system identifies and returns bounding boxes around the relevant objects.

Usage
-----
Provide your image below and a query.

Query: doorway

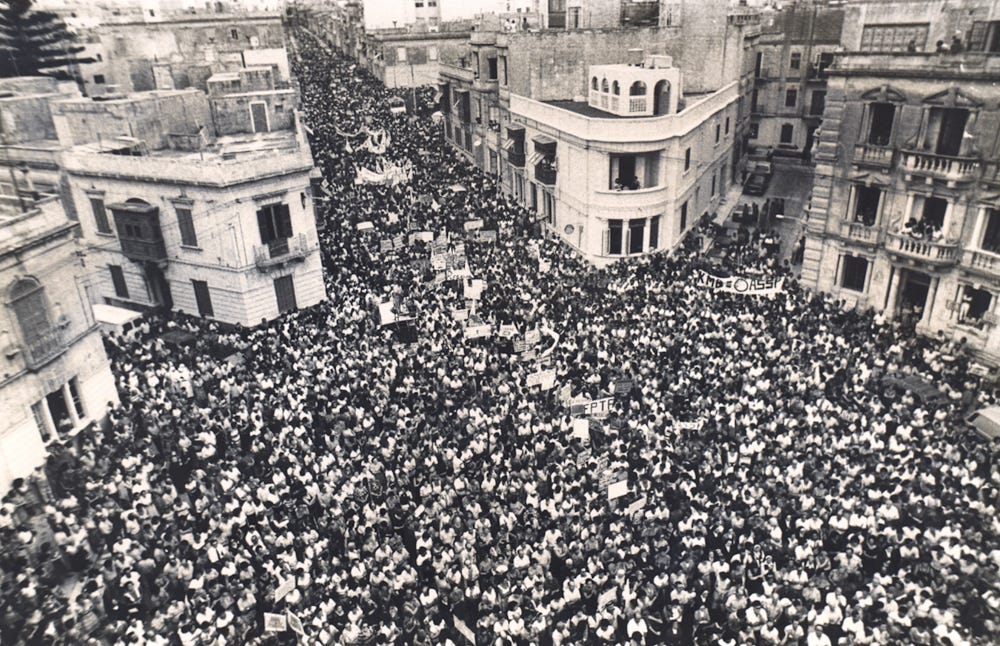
[653,80,671,116]
[274,275,297,314]
[899,270,931,319]
[250,102,269,133]
[145,264,173,310]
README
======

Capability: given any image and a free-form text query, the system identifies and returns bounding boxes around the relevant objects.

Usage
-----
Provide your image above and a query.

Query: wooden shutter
[277,204,293,238]
[257,207,274,243]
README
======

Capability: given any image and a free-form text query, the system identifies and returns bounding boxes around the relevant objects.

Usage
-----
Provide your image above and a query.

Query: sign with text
[463,219,484,232]
[527,368,556,390]
[608,479,629,500]
[465,324,491,340]
[379,239,394,252]
[264,613,288,632]
[478,230,497,243]
[274,575,295,602]
[452,308,469,322]
[570,397,614,419]
[287,611,305,635]
[571,418,590,442]
[525,328,541,346]
[675,419,705,431]
[464,279,486,300]
[614,379,633,395]
[498,324,517,338]
[598,588,617,610]
[700,271,784,295]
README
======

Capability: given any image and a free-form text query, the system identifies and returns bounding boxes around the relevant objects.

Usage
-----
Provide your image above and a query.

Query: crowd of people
[1,25,998,646]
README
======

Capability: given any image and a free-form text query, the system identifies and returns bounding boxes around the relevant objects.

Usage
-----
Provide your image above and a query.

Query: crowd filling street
[1,27,998,646]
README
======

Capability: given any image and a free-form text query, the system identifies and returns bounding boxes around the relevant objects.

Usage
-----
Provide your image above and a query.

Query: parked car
[743,172,771,196]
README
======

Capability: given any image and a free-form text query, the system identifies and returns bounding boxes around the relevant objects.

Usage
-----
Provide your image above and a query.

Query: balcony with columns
[961,248,1000,280]
[837,220,883,246]
[885,231,960,267]
[852,144,894,170]
[900,150,980,186]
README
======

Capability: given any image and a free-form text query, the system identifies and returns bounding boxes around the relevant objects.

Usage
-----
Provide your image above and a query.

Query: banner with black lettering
[700,271,784,295]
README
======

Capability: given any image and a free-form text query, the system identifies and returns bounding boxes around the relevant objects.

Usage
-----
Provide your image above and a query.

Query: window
[68,377,85,419]
[612,81,619,96]
[31,401,52,443]
[867,102,895,145]
[415,1,424,6]
[751,89,759,113]
[715,124,721,144]
[780,124,794,144]
[790,52,801,70]
[968,21,1000,53]
[500,56,507,85]
[711,172,717,196]
[980,208,1000,253]
[959,285,992,323]
[93,74,105,84]
[176,206,197,247]
[609,152,659,190]
[543,192,555,223]
[748,123,759,139]
[680,201,688,232]
[230,28,239,39]
[852,185,881,225]
[397,47,407,63]
[601,78,609,93]
[649,215,660,249]
[860,23,929,53]
[923,107,969,156]
[921,197,947,230]
[9,278,53,357]
[109,265,128,298]
[592,77,598,91]
[90,197,111,234]
[810,91,826,116]
[628,219,645,254]
[840,256,868,292]
[192,280,214,317]
[608,219,623,255]
[568,6,581,29]
[487,57,498,81]
[426,46,438,62]
[724,117,730,135]
[629,81,646,96]
[257,202,293,252]
[785,87,798,108]
[684,147,691,171]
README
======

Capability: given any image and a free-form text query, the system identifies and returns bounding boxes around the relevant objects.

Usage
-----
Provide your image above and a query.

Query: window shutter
[277,204,293,238]
[603,229,609,255]
[257,207,273,243]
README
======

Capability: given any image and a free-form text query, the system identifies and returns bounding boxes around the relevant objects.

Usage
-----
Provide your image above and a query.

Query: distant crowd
[0,25,997,646]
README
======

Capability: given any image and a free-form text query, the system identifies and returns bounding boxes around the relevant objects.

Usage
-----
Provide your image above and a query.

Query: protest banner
[392,234,405,249]
[571,418,589,442]
[356,221,374,231]
[614,379,633,395]
[598,588,617,610]
[512,338,527,353]
[454,616,476,644]
[274,575,295,602]
[431,255,446,270]
[627,495,648,516]
[478,230,497,243]
[410,231,434,244]
[525,328,541,346]
[465,324,491,340]
[675,419,705,431]
[452,308,469,322]
[463,219,484,232]
[464,279,486,300]
[287,611,305,635]
[700,271,784,296]
[527,368,556,389]
[264,613,288,632]
[608,479,629,500]
[570,396,614,419]
[498,324,517,339]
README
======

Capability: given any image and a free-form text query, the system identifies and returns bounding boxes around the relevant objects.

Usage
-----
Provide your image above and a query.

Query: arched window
[612,81,620,96]
[630,81,647,96]
[591,76,598,91]
[601,78,609,93]
[8,278,52,353]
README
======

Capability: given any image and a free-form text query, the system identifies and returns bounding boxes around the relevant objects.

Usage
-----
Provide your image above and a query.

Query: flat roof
[543,101,630,119]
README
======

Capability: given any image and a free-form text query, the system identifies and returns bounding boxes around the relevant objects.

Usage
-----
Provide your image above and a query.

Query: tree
[0,0,91,79]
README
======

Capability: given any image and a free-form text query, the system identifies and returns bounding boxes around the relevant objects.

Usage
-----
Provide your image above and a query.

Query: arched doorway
[653,80,671,116]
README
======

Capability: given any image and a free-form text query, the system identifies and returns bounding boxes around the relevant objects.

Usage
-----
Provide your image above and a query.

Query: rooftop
[831,51,1000,79]
[74,128,301,163]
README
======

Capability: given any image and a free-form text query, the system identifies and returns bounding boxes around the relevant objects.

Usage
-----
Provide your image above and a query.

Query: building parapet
[962,248,1000,281]
[440,63,475,83]
[831,52,1000,79]
[885,232,960,267]
[900,150,980,186]
[852,143,894,170]
[509,82,739,146]
[838,220,883,246]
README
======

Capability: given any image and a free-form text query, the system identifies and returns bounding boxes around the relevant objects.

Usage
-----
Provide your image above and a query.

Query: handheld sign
[608,479,629,500]
[264,613,288,632]
[571,418,589,442]
[464,219,484,232]
[287,611,305,635]
[274,575,295,603]
[598,588,617,610]
[525,329,541,346]
[454,616,476,644]
[452,308,469,322]
[498,324,517,339]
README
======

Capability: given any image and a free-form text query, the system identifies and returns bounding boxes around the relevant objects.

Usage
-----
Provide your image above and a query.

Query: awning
[533,134,556,155]
[507,123,526,136]
[966,407,1000,440]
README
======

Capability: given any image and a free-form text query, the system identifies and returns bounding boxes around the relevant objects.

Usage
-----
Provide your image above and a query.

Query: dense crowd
[1,26,998,646]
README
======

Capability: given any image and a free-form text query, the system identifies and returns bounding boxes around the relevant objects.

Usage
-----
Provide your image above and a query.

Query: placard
[452,308,469,322]
[274,575,295,602]
[264,613,288,632]
[598,588,617,609]
[463,219,484,232]
[571,418,590,442]
[287,611,305,635]
[570,397,614,419]
[525,329,540,346]
[675,419,704,431]
[356,221,374,231]
[608,479,629,500]
[464,279,486,300]
[465,324,491,340]
[498,324,517,338]
[379,239,394,252]
[454,616,476,644]
[479,230,497,243]
[700,270,784,295]
[512,339,527,353]
[614,379,633,395]
[392,234,405,249]
[527,368,555,389]
[627,495,648,516]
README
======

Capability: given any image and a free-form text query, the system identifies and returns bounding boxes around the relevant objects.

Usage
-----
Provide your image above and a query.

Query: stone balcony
[961,248,1000,279]
[852,143,893,170]
[254,233,312,271]
[885,231,960,267]
[900,150,980,186]
[838,220,882,246]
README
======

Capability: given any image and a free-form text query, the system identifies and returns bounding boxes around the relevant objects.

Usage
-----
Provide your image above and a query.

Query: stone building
[0,189,118,492]
[50,75,327,326]
[804,38,1000,363]
[439,0,760,263]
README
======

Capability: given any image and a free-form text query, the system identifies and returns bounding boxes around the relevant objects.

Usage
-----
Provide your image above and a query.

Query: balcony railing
[901,150,980,184]
[508,150,525,167]
[535,164,557,185]
[885,231,960,266]
[839,220,882,245]
[628,97,646,113]
[962,248,1000,278]
[24,326,66,370]
[120,237,168,263]
[852,143,894,169]
[254,234,311,270]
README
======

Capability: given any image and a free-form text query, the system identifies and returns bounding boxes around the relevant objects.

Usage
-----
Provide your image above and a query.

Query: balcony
[507,150,525,167]
[119,237,168,263]
[885,231,960,267]
[535,163,557,186]
[962,248,1000,279]
[23,326,66,371]
[982,160,1000,188]
[838,220,882,245]
[900,150,980,185]
[852,143,894,169]
[254,234,311,271]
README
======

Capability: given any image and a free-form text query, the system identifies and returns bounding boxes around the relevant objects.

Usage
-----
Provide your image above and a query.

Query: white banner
[700,271,784,295]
